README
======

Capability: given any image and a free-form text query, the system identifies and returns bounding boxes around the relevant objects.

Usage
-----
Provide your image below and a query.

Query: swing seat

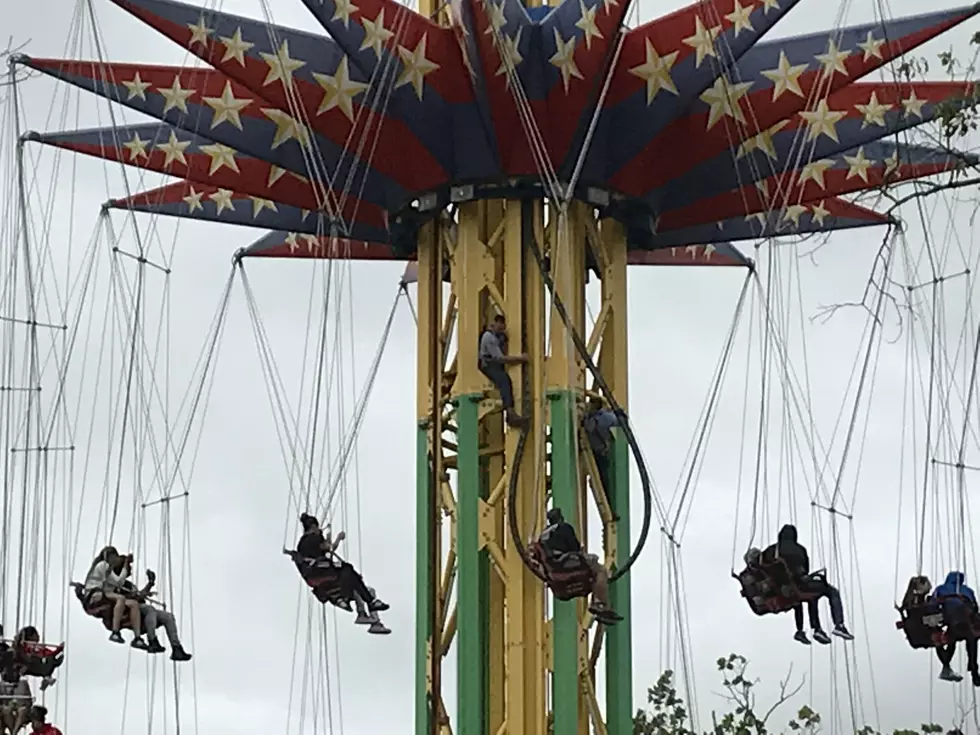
[69,582,139,633]
[896,603,946,649]
[736,559,824,616]
[12,642,64,679]
[527,542,594,602]
[283,550,352,610]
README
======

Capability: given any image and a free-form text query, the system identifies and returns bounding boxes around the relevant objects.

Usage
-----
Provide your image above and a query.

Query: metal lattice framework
[14,0,980,731]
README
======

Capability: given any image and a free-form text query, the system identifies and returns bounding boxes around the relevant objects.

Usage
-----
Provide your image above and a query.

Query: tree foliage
[633,653,946,735]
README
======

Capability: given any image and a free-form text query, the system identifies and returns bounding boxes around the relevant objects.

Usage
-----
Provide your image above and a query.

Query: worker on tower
[82,546,148,650]
[762,524,854,643]
[582,398,623,506]
[538,507,622,624]
[479,314,528,428]
[297,513,390,632]
[932,571,980,686]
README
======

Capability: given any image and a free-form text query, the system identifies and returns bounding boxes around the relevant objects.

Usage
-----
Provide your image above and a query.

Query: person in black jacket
[538,507,622,624]
[763,524,853,643]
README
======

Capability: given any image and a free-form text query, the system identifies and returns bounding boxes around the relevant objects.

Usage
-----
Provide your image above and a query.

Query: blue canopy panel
[107,0,497,194]
[660,80,976,211]
[240,229,752,268]
[580,0,802,187]
[660,140,975,230]
[106,180,389,242]
[26,122,386,223]
[607,3,980,199]
[22,57,402,211]
[650,196,894,248]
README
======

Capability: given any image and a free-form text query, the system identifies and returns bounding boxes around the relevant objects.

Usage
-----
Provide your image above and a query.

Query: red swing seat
[736,558,825,616]
[284,550,352,608]
[896,595,980,649]
[527,542,594,602]
[70,582,138,633]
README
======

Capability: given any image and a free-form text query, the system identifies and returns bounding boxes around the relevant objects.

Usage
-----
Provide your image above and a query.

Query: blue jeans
[480,363,514,410]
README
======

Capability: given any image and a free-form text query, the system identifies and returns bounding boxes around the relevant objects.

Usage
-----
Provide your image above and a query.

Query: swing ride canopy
[16,0,980,270]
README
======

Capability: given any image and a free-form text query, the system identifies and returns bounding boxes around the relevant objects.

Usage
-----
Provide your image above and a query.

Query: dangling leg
[808,599,831,645]
[106,593,128,642]
[793,605,810,645]
[157,610,191,662]
[586,556,622,624]
[937,641,962,681]
[342,565,389,614]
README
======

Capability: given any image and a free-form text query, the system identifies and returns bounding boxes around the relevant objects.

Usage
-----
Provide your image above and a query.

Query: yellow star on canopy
[198,142,240,175]
[182,186,204,212]
[250,197,279,218]
[122,132,149,161]
[209,188,236,214]
[360,11,395,57]
[797,158,835,189]
[220,28,254,66]
[202,82,251,130]
[155,131,191,167]
[782,204,808,226]
[312,57,369,121]
[259,40,306,89]
[186,16,212,48]
[682,16,721,68]
[857,30,885,61]
[902,90,927,119]
[759,51,807,101]
[843,147,873,182]
[262,108,311,149]
[575,0,604,50]
[396,35,441,100]
[549,29,584,92]
[725,0,755,36]
[815,38,851,79]
[628,39,679,104]
[854,91,892,128]
[158,76,195,114]
[122,72,151,101]
[798,99,847,142]
[699,76,753,130]
[810,201,830,225]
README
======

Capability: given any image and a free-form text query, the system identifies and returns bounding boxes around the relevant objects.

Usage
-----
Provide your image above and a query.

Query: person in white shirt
[82,546,147,650]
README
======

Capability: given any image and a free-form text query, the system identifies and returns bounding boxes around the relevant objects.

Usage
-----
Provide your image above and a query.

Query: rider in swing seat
[117,569,192,662]
[297,514,390,634]
[762,524,853,644]
[537,507,622,624]
[27,706,61,735]
[932,571,980,685]
[81,546,148,650]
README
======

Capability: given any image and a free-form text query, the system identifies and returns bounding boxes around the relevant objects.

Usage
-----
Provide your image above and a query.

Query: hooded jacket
[933,571,976,613]
[763,524,809,578]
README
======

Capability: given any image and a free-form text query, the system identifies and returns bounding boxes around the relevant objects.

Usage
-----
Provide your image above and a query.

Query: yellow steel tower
[414,197,638,735]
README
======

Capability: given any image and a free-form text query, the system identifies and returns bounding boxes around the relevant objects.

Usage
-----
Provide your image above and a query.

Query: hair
[493,314,506,324]
[14,626,39,645]
[546,507,563,525]
[29,705,46,723]
[300,513,319,532]
[83,545,118,584]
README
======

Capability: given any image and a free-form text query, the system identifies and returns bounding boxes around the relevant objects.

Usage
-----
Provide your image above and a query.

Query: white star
[122,132,149,161]
[699,76,753,130]
[629,39,679,104]
[122,72,152,101]
[312,57,368,120]
[725,0,755,36]
[268,166,289,187]
[182,186,204,212]
[333,0,359,27]
[496,28,525,86]
[814,39,851,79]
[484,1,507,46]
[249,196,278,218]
[549,29,584,92]
[262,108,311,149]
[220,28,254,66]
[682,16,721,68]
[158,76,195,115]
[202,82,251,130]
[187,16,212,48]
[395,35,441,100]
[760,51,807,101]
[198,142,239,175]
[575,0,603,50]
[843,147,873,182]
[285,232,300,252]
[360,11,394,57]
[798,99,846,142]
[209,188,236,214]
[854,91,892,128]
[856,31,885,62]
[155,130,191,167]
[902,90,926,119]
[797,158,835,189]
[782,204,807,226]
[810,200,830,225]
[259,40,306,89]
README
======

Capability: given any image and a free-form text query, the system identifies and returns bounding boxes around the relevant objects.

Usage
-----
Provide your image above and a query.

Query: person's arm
[482,333,526,365]
[329,530,347,553]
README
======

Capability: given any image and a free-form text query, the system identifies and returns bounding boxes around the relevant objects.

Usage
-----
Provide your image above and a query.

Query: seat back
[738,559,820,616]
[897,602,946,649]
[528,542,594,602]
[285,551,347,604]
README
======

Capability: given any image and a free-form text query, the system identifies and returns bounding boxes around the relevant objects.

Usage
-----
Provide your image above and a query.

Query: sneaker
[812,629,832,645]
[972,671,980,688]
[146,639,166,654]
[588,604,623,623]
[793,631,811,645]
[109,632,124,644]
[355,613,373,626]
[368,621,391,635]
[131,636,149,650]
[368,598,390,612]
[39,677,55,691]
[940,666,963,682]
[505,411,528,428]
[832,625,854,641]
[170,646,192,662]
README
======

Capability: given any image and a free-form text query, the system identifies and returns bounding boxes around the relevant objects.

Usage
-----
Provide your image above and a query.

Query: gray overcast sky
[4,0,980,733]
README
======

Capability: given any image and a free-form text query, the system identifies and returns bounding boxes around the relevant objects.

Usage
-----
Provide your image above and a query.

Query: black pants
[794,600,821,632]
[797,577,845,628]
[938,627,979,672]
[594,452,613,510]
[480,363,514,410]
[340,563,374,603]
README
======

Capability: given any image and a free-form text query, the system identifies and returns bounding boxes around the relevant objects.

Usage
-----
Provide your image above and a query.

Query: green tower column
[549,390,581,734]
[456,394,489,733]
[605,426,633,733]
[415,423,434,735]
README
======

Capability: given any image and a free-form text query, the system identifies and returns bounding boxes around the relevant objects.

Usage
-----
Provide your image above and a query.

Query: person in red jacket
[28,706,61,735]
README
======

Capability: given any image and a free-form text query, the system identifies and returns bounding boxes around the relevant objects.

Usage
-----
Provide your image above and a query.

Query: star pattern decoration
[18,0,980,264]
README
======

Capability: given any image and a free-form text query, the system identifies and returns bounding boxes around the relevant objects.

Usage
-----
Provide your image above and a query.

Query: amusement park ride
[11,0,980,728]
